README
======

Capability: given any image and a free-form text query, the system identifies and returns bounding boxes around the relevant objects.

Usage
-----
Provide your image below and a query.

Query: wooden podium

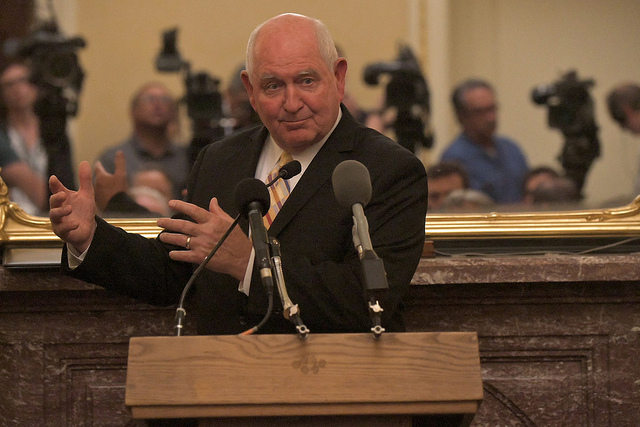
[125,332,483,426]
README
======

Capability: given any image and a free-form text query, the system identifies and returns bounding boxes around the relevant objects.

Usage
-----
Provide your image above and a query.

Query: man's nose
[283,86,302,112]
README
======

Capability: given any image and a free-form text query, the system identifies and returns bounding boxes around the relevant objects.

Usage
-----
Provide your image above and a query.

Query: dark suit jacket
[65,106,427,335]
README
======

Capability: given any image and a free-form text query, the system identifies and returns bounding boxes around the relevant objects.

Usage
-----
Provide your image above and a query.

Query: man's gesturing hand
[49,161,98,254]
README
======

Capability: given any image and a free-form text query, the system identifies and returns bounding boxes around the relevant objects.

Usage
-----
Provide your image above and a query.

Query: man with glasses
[95,82,188,199]
[440,78,528,204]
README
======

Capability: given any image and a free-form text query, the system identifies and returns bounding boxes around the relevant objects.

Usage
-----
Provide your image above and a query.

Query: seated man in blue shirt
[441,79,528,204]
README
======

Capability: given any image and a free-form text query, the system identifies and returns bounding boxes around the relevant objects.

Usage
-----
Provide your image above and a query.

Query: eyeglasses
[137,94,174,105]
[466,104,498,116]
[0,76,31,90]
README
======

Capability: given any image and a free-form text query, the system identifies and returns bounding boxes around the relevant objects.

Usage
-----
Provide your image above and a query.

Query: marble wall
[1,253,639,425]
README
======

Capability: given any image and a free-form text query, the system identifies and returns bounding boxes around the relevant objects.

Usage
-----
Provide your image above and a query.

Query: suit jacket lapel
[223,126,268,234]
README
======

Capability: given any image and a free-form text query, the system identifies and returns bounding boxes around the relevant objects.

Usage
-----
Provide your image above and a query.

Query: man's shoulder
[347,126,426,179]
[494,134,522,147]
[195,125,265,165]
[96,136,135,163]
[207,125,263,150]
[0,126,19,167]
[441,134,476,159]
[494,134,527,157]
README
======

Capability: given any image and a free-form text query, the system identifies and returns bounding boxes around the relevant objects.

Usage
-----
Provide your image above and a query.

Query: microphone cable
[174,213,242,336]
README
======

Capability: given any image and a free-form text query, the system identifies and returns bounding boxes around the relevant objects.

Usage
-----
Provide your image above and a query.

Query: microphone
[234,178,275,334]
[266,160,302,187]
[235,178,273,290]
[332,160,387,338]
[332,160,388,292]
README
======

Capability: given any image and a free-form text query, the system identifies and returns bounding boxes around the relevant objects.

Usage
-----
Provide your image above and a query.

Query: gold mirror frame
[425,197,640,240]
[2,177,640,265]
[2,177,640,243]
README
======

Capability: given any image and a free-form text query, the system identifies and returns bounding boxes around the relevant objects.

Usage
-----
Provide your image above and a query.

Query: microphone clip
[270,237,309,339]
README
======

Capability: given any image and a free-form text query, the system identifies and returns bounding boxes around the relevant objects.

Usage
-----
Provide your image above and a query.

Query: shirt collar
[257,108,342,186]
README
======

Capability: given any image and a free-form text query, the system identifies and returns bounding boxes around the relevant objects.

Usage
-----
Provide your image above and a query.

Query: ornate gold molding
[425,196,640,241]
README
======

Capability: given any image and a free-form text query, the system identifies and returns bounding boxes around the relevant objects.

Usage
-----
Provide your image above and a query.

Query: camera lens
[43,52,78,85]
[531,85,554,105]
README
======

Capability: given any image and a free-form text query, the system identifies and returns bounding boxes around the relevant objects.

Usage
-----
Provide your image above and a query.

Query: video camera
[155,28,224,164]
[531,70,600,195]
[2,20,84,191]
[156,28,223,124]
[363,45,433,152]
[3,21,86,118]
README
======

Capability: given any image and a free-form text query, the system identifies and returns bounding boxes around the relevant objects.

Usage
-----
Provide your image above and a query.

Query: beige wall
[443,0,640,205]
[56,0,640,206]
[72,0,411,169]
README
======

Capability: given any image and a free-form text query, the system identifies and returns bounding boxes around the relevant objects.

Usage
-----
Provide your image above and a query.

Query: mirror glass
[3,0,639,218]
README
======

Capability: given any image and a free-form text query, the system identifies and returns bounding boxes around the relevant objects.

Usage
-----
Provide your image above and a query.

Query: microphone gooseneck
[270,237,309,338]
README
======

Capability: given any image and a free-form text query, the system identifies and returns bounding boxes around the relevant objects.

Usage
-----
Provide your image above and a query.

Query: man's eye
[301,78,314,85]
[265,83,280,91]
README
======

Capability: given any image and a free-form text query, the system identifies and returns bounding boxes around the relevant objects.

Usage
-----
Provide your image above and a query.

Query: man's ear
[240,71,256,109]
[334,58,348,98]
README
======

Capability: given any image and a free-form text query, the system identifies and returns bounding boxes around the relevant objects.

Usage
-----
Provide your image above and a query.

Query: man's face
[427,173,466,211]
[623,108,640,134]
[242,19,346,154]
[132,85,176,130]
[459,87,498,143]
[0,64,38,112]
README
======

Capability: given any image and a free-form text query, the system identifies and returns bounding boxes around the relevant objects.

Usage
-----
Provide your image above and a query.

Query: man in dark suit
[48,13,427,335]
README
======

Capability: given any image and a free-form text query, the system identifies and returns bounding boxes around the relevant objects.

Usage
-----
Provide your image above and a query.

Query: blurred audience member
[128,185,172,217]
[0,61,48,214]
[94,150,173,217]
[527,177,580,207]
[440,188,495,213]
[96,82,188,199]
[522,166,560,202]
[131,164,174,202]
[426,161,472,211]
[607,83,640,134]
[441,78,528,204]
[129,164,174,216]
[522,166,580,207]
[607,83,640,196]
[223,63,261,133]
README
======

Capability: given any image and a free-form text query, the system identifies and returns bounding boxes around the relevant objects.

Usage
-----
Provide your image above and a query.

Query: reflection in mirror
[1,1,639,219]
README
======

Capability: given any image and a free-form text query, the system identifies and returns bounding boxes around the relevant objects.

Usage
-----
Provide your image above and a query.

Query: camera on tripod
[531,70,600,195]
[532,70,596,134]
[155,28,225,164]
[4,21,86,118]
[363,44,433,153]
[155,28,223,125]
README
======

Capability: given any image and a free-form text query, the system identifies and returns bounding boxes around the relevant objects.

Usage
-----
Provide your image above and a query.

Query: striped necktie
[264,151,294,228]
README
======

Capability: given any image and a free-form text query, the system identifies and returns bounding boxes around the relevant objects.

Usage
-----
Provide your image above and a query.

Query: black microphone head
[331,160,372,208]
[234,178,270,218]
[280,160,302,179]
